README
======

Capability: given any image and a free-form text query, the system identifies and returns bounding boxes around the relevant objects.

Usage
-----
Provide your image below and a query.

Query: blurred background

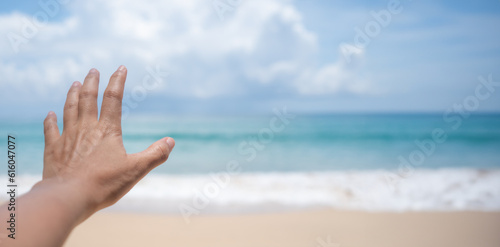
[1,0,500,214]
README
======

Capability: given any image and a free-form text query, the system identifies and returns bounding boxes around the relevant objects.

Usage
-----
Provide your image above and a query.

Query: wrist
[32,177,98,225]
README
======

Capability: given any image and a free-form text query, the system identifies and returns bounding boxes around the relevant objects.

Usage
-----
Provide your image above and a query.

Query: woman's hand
[1,65,175,247]
[41,65,175,221]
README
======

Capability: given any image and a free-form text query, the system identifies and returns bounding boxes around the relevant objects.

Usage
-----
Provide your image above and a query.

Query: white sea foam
[2,169,500,214]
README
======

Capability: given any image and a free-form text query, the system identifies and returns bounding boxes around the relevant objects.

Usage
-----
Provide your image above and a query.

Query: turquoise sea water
[2,113,500,175]
[2,113,500,212]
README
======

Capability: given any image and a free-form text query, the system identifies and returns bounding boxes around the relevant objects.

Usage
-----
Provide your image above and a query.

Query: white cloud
[295,44,369,95]
[0,0,368,103]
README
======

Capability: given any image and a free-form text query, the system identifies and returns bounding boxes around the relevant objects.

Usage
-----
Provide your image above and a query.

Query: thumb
[130,137,175,170]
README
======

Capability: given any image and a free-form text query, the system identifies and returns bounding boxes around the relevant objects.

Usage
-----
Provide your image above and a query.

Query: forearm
[0,179,93,247]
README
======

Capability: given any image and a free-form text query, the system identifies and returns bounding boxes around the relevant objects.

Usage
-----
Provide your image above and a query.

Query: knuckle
[155,144,170,162]
[68,84,81,94]
[109,127,122,137]
[110,73,123,82]
[85,71,99,80]
[93,127,105,140]
[64,101,78,111]
[101,123,122,137]
[43,124,51,134]
[103,89,122,101]
[79,89,98,99]
[44,145,59,157]
[43,119,54,133]
[113,69,126,77]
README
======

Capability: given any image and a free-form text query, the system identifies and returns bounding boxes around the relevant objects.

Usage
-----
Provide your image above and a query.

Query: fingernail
[166,137,175,149]
[72,81,81,87]
[118,65,126,71]
[47,111,55,117]
[89,68,98,74]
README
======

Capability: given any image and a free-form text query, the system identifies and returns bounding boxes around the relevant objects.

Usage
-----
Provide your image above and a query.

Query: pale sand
[65,210,500,247]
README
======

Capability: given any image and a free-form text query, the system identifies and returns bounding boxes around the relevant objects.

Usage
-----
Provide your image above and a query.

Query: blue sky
[1,0,499,119]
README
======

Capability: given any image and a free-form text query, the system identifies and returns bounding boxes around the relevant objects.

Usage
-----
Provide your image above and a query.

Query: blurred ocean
[1,113,500,213]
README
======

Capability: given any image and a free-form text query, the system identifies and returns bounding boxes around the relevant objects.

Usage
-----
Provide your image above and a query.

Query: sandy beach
[65,210,500,247]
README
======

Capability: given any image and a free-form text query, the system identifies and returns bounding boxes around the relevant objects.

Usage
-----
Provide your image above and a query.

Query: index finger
[99,65,127,129]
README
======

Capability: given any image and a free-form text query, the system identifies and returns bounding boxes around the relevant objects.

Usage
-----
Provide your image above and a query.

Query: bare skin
[0,65,175,247]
